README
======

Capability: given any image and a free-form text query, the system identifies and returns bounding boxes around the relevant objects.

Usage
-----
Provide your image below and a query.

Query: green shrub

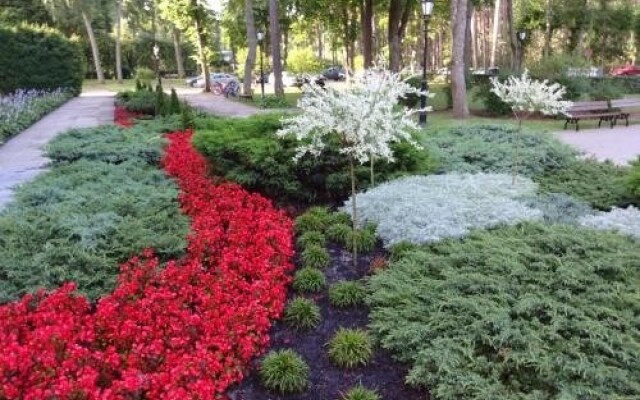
[0,123,188,301]
[340,385,381,400]
[0,25,84,95]
[134,67,155,84]
[528,54,592,100]
[523,192,593,224]
[256,95,291,109]
[326,223,352,243]
[331,211,352,226]
[327,328,374,369]
[155,82,166,116]
[295,210,332,234]
[329,281,366,308]
[260,349,310,394]
[367,223,640,400]
[296,231,326,248]
[388,241,418,262]
[301,244,331,269]
[626,158,640,199]
[193,114,436,204]
[292,267,326,293]
[284,297,322,330]
[116,90,156,115]
[169,88,181,114]
[472,73,513,116]
[537,159,634,211]
[425,125,577,177]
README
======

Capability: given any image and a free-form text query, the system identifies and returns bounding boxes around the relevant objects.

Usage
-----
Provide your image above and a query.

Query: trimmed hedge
[0,25,84,95]
[367,223,640,400]
[193,114,436,204]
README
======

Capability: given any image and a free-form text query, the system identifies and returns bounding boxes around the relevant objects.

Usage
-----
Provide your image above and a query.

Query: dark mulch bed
[229,243,427,400]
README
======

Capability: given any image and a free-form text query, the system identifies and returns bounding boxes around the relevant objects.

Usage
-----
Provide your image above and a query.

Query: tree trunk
[388,0,412,72]
[543,0,553,58]
[506,0,517,70]
[349,154,358,268]
[243,0,257,96]
[283,26,290,70]
[317,24,324,60]
[451,0,469,119]
[269,0,284,97]
[81,10,104,84]
[172,28,186,79]
[490,0,501,67]
[115,0,123,83]
[471,7,478,69]
[362,0,373,68]
[464,0,474,72]
[192,0,210,92]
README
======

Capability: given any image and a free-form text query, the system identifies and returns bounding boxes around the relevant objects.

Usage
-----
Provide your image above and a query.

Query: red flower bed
[0,131,294,399]
[114,106,141,127]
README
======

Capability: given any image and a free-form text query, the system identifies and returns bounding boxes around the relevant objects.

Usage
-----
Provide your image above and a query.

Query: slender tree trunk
[349,154,358,268]
[192,0,210,92]
[464,0,474,72]
[115,0,123,83]
[451,0,469,119]
[362,0,373,68]
[269,0,284,97]
[490,0,501,67]
[283,26,290,70]
[81,10,104,84]
[543,0,553,57]
[506,0,517,70]
[172,28,186,79]
[317,24,324,60]
[243,0,257,96]
[471,7,478,69]
[388,0,412,72]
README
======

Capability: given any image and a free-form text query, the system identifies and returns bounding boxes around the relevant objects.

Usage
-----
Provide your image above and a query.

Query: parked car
[185,73,238,88]
[322,66,347,81]
[611,65,640,77]
[294,74,326,89]
[268,71,297,87]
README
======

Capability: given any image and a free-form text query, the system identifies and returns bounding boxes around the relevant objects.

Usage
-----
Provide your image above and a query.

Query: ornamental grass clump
[327,328,374,368]
[296,231,326,248]
[491,71,571,184]
[326,223,352,243]
[278,68,428,265]
[342,173,542,246]
[295,211,331,234]
[329,281,366,308]
[260,349,310,394]
[341,385,381,400]
[284,297,322,330]
[301,244,331,269]
[293,267,326,293]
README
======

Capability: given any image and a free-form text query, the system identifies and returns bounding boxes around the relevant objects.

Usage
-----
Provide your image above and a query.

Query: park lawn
[83,78,185,93]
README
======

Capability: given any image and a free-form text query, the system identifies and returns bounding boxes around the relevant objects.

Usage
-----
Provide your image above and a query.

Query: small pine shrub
[341,385,381,400]
[169,88,181,115]
[301,245,331,269]
[260,349,310,394]
[329,281,366,308]
[326,223,352,243]
[155,83,165,116]
[327,328,373,369]
[284,297,322,330]
[135,78,143,91]
[296,231,326,249]
[292,267,326,293]
[181,105,194,130]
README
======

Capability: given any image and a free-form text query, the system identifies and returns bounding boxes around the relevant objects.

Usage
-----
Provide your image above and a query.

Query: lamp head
[153,43,160,59]
[518,31,527,41]
[257,32,264,42]
[421,0,435,18]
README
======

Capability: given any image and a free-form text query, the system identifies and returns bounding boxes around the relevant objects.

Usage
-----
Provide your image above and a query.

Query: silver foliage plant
[341,173,543,247]
[579,206,640,239]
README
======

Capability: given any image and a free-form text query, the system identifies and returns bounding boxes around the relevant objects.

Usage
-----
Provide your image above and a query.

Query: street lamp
[517,30,527,73]
[419,0,435,127]
[153,43,161,85]
[257,32,265,101]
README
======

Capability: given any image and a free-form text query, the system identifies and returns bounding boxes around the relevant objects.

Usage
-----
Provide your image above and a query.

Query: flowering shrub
[0,88,71,143]
[342,173,542,246]
[0,131,294,398]
[579,206,640,239]
[113,106,141,127]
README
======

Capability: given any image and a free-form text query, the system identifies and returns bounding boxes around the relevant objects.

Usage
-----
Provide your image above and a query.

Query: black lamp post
[517,30,527,73]
[257,32,265,101]
[419,0,434,127]
[153,43,161,86]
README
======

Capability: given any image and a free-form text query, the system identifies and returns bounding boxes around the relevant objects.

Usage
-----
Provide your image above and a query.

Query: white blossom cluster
[491,70,572,115]
[579,206,640,239]
[277,68,432,164]
[341,173,543,247]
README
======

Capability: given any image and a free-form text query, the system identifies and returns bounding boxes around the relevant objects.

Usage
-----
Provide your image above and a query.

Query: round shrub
[295,212,330,234]
[327,223,352,243]
[329,281,366,308]
[284,297,321,330]
[327,328,374,369]
[0,25,84,95]
[367,223,640,400]
[293,267,326,293]
[296,231,326,249]
[331,211,353,226]
[260,349,310,394]
[301,244,331,269]
[341,385,381,400]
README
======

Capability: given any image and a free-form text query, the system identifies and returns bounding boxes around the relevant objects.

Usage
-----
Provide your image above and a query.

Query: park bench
[563,101,620,131]
[610,98,640,127]
[238,89,253,103]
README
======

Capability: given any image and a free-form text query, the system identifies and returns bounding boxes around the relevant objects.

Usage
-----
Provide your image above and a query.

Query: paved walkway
[555,125,640,166]
[0,92,114,210]
[178,88,267,117]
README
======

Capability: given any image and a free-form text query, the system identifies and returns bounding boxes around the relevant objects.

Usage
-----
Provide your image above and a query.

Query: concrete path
[555,124,640,166]
[178,88,267,117]
[0,91,114,210]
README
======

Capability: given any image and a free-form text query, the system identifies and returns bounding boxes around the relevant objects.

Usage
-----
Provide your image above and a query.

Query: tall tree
[115,0,123,83]
[361,0,373,68]
[451,0,470,118]
[490,0,501,67]
[172,27,186,78]
[388,0,413,71]
[543,0,553,57]
[505,0,517,70]
[243,0,257,96]
[269,0,284,97]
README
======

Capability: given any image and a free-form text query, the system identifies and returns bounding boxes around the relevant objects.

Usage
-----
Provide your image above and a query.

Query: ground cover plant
[0,129,295,398]
[0,88,72,143]
[0,121,188,301]
[367,223,640,400]
[580,206,640,239]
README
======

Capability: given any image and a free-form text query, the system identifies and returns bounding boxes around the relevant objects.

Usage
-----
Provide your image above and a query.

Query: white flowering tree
[491,70,571,184]
[277,68,429,265]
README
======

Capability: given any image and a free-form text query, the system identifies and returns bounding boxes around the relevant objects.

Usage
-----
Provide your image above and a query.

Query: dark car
[322,66,347,81]
[294,74,326,89]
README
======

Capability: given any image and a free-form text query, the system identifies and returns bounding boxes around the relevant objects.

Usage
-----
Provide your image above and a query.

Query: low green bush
[340,385,380,400]
[295,209,332,234]
[0,123,188,302]
[256,95,291,109]
[301,244,331,269]
[116,90,157,115]
[471,74,513,116]
[327,328,374,369]
[284,297,322,330]
[367,223,640,400]
[296,231,326,249]
[292,267,326,293]
[329,281,366,308]
[627,158,640,199]
[326,223,352,243]
[424,125,577,177]
[193,114,436,204]
[260,349,310,394]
